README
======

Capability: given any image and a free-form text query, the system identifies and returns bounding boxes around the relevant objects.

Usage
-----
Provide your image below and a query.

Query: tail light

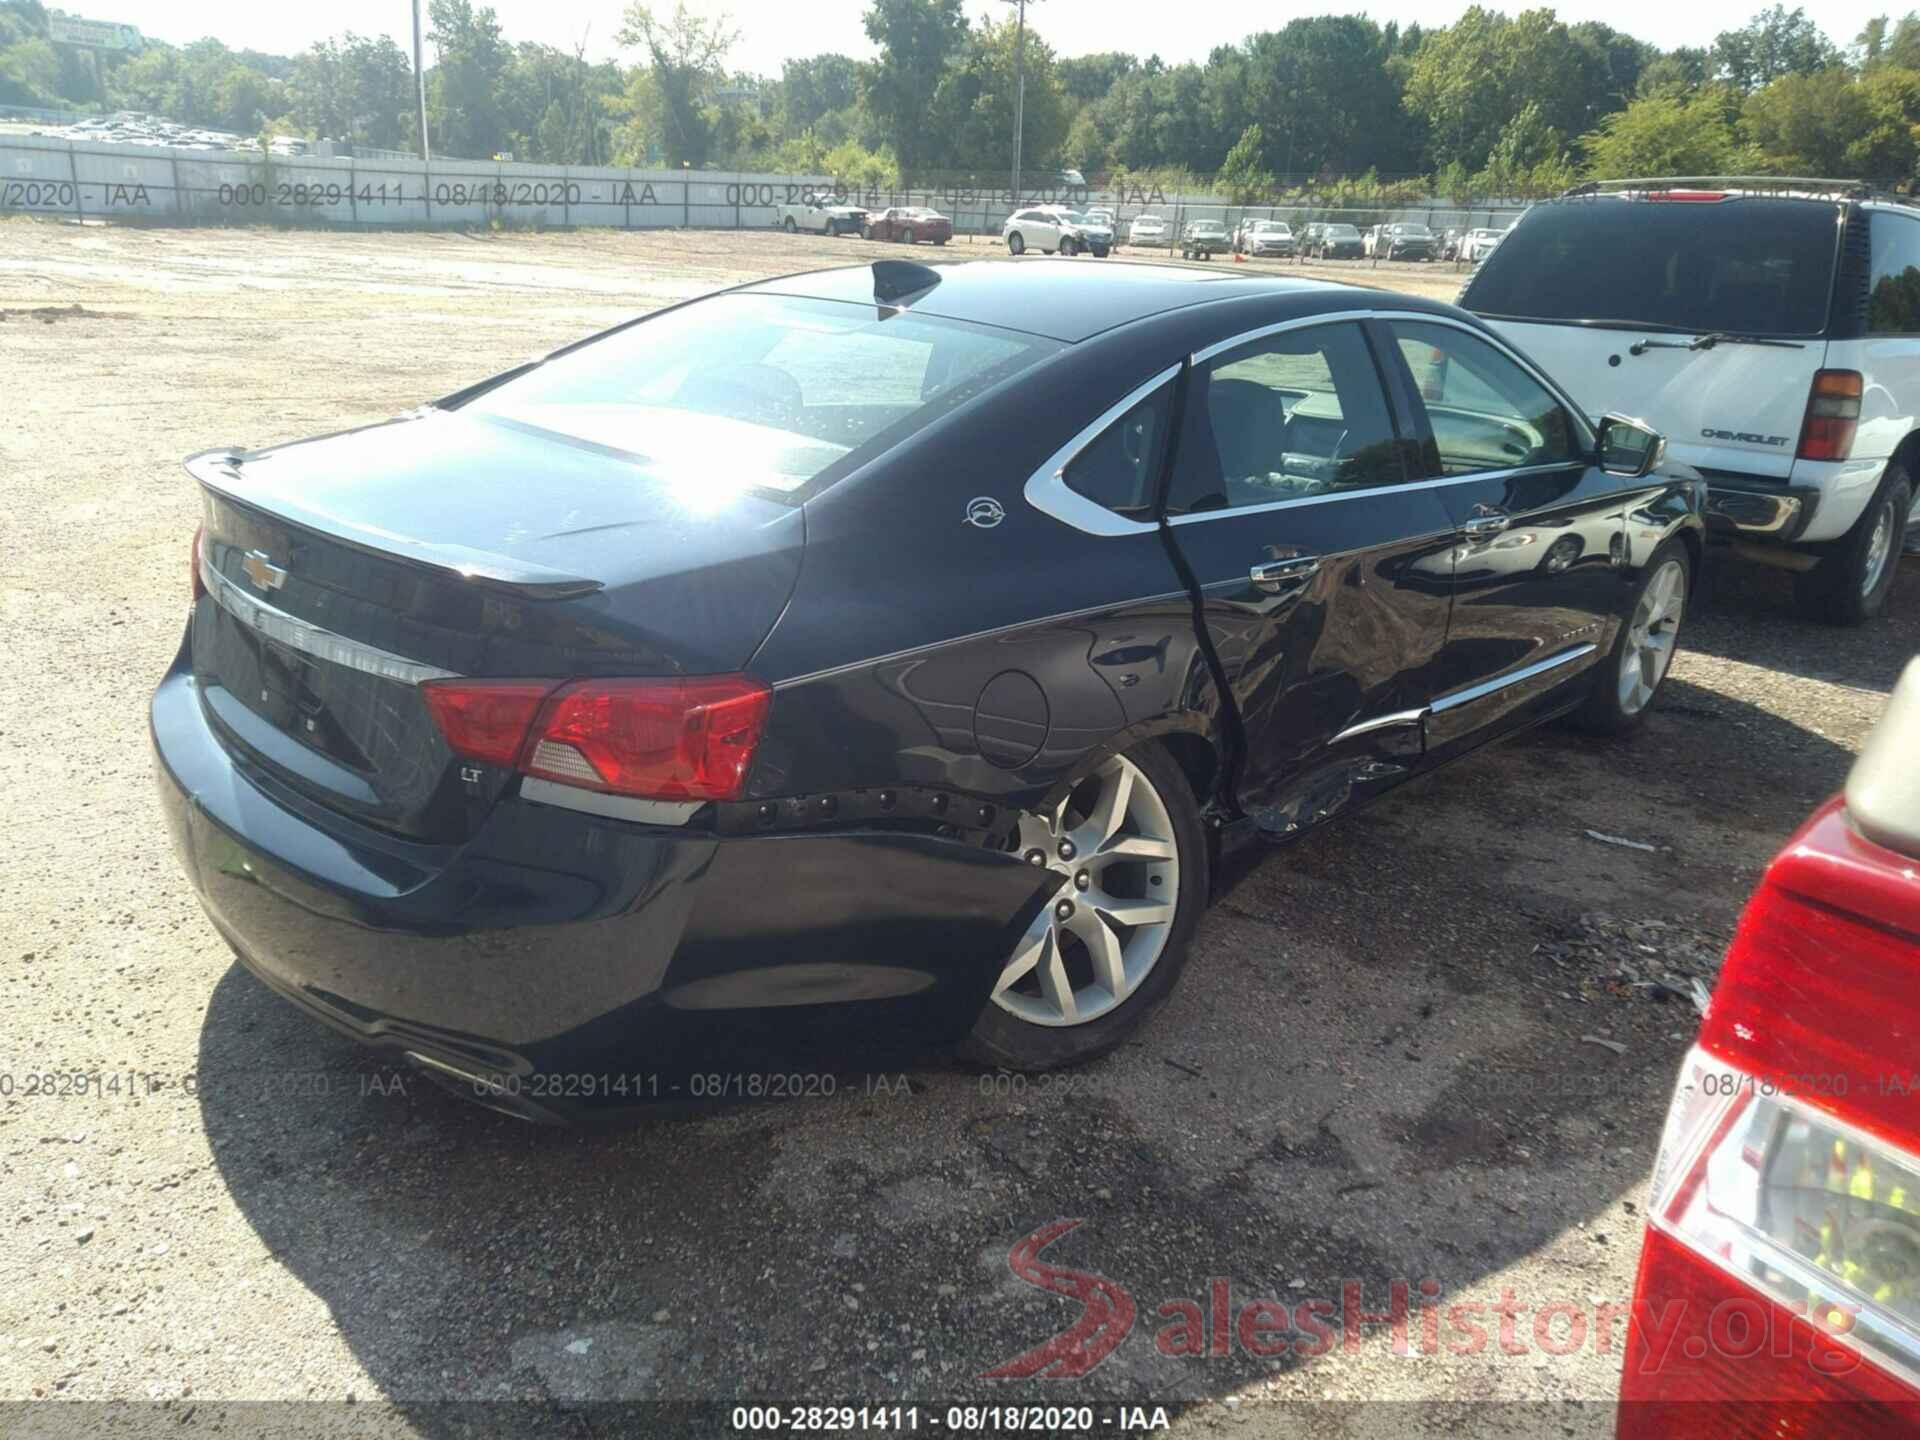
[420,675,772,805]
[191,526,206,603]
[1620,799,1920,1434]
[1797,371,1863,462]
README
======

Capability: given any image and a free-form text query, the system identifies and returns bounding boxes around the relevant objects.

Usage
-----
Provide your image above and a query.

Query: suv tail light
[1620,799,1920,1434]
[1797,370,1863,462]
[421,675,772,805]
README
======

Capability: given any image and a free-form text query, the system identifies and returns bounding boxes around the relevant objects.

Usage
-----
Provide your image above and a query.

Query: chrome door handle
[1461,507,1511,539]
[1250,556,1322,592]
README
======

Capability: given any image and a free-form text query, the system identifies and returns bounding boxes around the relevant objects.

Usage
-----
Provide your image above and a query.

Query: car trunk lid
[188,409,805,841]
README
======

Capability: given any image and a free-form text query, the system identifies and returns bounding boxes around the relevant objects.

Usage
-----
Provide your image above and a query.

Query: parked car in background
[1460,227,1507,263]
[865,206,952,245]
[1127,213,1170,246]
[1366,222,1437,261]
[1303,223,1364,259]
[1463,180,1914,623]
[1235,219,1295,258]
[1085,207,1116,232]
[1181,220,1229,260]
[779,195,868,236]
[153,259,1703,1119]
[1003,207,1109,257]
[1619,657,1920,1429]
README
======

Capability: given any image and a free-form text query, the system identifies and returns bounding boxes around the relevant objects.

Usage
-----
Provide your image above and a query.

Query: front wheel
[783,216,798,233]
[901,227,915,245]
[1059,236,1076,256]
[1007,231,1025,256]
[1569,541,1690,735]
[961,744,1208,1071]
[1793,467,1910,625]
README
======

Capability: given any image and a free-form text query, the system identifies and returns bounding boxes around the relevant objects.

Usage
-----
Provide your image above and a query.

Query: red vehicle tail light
[1620,800,1920,1435]
[1798,370,1863,462]
[192,525,207,603]
[421,675,772,804]
[1645,190,1729,202]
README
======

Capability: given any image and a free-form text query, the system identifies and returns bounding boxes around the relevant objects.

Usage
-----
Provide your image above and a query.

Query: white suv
[1463,182,1915,623]
[1002,207,1110,257]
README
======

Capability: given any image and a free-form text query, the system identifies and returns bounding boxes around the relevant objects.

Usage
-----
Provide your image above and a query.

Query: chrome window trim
[518,776,701,827]
[200,550,458,685]
[1165,461,1580,526]
[1429,642,1598,714]
[1022,362,1182,537]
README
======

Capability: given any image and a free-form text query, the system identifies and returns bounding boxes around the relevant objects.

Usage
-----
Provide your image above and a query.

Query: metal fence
[0,135,1530,240]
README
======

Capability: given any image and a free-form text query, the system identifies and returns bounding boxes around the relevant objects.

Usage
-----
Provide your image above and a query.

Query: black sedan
[154,258,1703,1120]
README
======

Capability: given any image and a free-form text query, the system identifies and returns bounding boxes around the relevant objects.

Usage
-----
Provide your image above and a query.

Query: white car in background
[1127,214,1169,245]
[1002,206,1110,257]
[1235,219,1295,257]
[1464,180,1916,622]
[1460,227,1507,263]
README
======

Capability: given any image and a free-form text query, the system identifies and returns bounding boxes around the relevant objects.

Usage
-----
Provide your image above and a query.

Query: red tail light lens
[420,675,772,804]
[420,680,558,767]
[192,526,207,603]
[1621,798,1920,1435]
[524,676,772,802]
[1798,370,1863,462]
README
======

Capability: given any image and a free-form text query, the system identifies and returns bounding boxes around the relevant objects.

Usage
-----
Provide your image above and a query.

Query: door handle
[1461,506,1511,539]
[1250,556,1322,592]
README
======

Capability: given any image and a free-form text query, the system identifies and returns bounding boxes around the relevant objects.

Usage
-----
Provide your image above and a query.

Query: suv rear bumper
[1701,476,1817,540]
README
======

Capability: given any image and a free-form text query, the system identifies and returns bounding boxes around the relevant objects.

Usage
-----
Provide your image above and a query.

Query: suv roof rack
[1561,176,1903,203]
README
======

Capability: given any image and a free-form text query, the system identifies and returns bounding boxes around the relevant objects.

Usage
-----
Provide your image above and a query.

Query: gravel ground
[0,219,1914,1437]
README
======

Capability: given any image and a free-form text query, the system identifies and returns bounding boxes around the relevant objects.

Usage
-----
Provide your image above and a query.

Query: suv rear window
[1463,198,1841,338]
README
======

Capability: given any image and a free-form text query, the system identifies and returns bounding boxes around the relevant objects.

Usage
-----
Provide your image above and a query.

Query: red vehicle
[864,206,952,245]
[1619,657,1920,1435]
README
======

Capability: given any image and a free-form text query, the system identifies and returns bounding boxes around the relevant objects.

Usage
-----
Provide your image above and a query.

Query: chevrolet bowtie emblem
[242,549,287,591]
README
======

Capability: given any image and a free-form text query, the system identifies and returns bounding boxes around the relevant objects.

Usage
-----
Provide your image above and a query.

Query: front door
[1379,316,1630,752]
[1161,318,1459,835]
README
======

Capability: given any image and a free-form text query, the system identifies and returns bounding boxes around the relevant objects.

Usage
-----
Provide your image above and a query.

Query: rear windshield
[1326,225,1359,237]
[463,294,1058,499]
[1464,198,1841,337]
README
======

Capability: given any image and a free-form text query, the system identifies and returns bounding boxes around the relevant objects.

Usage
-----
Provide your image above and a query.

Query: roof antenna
[871,260,942,306]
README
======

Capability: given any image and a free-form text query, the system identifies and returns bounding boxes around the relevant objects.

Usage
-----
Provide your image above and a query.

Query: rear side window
[1464,199,1841,337]
[1869,213,1920,334]
[1064,383,1174,514]
[1166,321,1402,513]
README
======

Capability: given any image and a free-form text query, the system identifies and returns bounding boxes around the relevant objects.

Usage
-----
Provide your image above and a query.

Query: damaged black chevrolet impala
[153,258,1704,1120]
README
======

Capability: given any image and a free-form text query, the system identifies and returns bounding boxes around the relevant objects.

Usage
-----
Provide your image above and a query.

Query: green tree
[776,53,858,135]
[1742,65,1920,178]
[1216,123,1275,201]
[860,0,967,175]
[1580,89,1746,176]
[616,2,737,166]
[1711,6,1838,93]
[1403,7,1594,172]
[926,16,1068,175]
[428,0,511,157]
[1057,51,1135,104]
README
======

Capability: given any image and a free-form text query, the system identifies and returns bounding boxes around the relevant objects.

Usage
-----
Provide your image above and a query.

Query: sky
[124,0,1884,74]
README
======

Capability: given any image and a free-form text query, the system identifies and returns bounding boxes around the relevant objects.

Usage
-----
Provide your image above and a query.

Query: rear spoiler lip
[184,447,606,601]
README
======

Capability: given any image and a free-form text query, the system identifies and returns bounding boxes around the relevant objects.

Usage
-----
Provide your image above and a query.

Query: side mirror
[1597,414,1666,478]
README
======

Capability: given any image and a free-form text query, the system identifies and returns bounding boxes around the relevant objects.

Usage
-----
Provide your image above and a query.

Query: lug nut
[1057,839,1076,861]
[1054,898,1075,921]
[1025,849,1046,867]
[1074,870,1090,891]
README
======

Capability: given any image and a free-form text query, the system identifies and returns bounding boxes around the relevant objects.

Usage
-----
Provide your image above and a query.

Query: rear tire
[1059,236,1076,257]
[1792,467,1909,626]
[783,216,797,233]
[960,742,1208,1072]
[1569,540,1690,735]
[901,227,915,245]
[1008,232,1025,256]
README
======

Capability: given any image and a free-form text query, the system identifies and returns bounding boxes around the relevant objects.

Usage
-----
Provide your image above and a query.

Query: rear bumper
[1702,477,1817,541]
[152,661,1048,1118]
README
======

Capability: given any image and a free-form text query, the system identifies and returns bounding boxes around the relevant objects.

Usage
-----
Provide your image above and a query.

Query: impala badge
[965,497,1006,529]
[242,550,287,591]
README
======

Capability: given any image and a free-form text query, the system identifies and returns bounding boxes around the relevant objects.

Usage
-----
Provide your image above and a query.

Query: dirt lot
[1,220,1914,1437]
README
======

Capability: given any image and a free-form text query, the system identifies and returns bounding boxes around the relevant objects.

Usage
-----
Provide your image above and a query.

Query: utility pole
[1003,0,1038,205]
[412,0,431,162]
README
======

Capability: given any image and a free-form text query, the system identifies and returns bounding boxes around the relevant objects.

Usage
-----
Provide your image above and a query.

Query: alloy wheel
[1619,558,1685,716]
[1861,499,1895,600]
[991,755,1180,1028]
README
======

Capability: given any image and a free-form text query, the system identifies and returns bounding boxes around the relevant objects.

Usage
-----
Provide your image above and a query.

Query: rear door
[1464,196,1838,480]
[1160,318,1458,834]
[1379,315,1629,751]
